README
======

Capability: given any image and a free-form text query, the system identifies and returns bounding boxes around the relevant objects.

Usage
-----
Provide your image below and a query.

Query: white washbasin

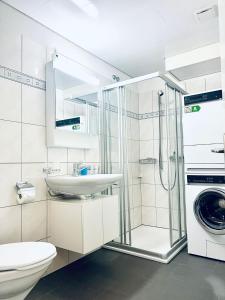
[45,174,122,196]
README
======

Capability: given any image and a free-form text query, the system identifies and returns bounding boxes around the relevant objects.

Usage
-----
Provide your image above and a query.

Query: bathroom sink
[45,174,122,196]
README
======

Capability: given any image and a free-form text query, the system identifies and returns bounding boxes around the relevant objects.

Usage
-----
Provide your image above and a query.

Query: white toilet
[0,242,57,300]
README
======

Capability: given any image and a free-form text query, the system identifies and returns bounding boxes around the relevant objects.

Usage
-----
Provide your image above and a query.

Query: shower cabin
[99,72,187,263]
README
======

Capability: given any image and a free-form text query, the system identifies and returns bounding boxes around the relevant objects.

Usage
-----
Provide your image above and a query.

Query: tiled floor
[27,248,225,300]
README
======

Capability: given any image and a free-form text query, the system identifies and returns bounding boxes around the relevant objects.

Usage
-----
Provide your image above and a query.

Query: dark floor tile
[26,269,71,299]
[172,248,218,270]
[97,290,129,300]
[27,248,225,300]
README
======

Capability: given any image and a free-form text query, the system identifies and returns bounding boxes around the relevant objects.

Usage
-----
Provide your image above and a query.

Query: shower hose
[158,90,176,191]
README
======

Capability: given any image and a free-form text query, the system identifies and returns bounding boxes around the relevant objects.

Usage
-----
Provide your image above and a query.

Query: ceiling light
[71,0,98,18]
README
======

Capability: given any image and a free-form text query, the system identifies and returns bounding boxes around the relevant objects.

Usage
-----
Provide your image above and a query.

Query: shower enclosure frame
[99,71,187,263]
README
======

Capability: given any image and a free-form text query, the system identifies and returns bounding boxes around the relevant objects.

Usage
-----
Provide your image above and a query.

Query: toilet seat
[0,242,57,271]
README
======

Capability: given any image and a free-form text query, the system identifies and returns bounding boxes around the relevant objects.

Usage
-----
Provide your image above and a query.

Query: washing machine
[186,171,225,261]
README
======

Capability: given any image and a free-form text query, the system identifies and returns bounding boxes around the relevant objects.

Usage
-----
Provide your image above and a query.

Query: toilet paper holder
[16,181,35,199]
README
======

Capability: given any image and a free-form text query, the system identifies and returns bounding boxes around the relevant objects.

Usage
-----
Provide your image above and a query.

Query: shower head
[112,75,120,82]
[158,90,164,96]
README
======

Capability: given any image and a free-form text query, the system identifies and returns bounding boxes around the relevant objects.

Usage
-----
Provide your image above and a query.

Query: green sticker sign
[191,105,201,112]
[184,105,201,113]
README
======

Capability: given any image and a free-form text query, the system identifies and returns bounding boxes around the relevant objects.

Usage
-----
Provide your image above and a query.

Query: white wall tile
[142,206,156,226]
[22,163,47,201]
[155,185,169,208]
[110,137,119,163]
[132,184,142,207]
[126,87,139,113]
[85,146,100,163]
[130,119,140,140]
[138,77,164,94]
[22,36,46,80]
[0,29,21,71]
[128,140,140,162]
[140,119,154,140]
[68,148,85,162]
[0,120,21,163]
[0,164,21,207]
[110,113,118,138]
[139,91,153,114]
[156,207,170,228]
[48,148,68,163]
[22,201,47,241]
[22,124,47,162]
[0,205,21,243]
[131,163,141,185]
[133,207,142,228]
[150,91,156,113]
[127,164,133,185]
[140,164,155,184]
[0,78,21,122]
[22,85,45,126]
[141,184,155,207]
[140,140,154,159]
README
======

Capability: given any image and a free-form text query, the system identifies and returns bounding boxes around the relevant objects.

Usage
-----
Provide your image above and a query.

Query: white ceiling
[4,0,219,77]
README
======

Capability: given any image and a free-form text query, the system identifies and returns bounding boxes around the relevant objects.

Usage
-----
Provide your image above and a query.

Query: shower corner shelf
[139,157,157,164]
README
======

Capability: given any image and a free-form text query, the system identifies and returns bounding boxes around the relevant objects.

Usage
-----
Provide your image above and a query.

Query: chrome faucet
[73,162,82,176]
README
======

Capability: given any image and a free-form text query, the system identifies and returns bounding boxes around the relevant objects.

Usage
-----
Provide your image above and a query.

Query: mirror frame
[46,60,99,149]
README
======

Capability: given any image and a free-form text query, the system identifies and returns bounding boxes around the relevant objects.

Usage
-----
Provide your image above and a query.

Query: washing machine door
[194,188,225,234]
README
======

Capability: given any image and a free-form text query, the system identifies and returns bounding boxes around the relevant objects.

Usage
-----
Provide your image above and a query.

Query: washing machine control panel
[187,175,225,184]
[184,90,222,105]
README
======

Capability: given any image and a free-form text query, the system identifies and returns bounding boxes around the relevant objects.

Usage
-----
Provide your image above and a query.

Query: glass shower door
[100,86,132,246]
[166,84,185,246]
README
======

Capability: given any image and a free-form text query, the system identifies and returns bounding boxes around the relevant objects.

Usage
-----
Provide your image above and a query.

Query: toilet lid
[0,242,57,271]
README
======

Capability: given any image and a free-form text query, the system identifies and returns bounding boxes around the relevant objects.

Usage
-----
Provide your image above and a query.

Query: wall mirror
[46,54,103,148]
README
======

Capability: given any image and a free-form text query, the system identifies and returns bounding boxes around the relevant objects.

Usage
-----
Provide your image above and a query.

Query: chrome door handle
[211,148,224,153]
